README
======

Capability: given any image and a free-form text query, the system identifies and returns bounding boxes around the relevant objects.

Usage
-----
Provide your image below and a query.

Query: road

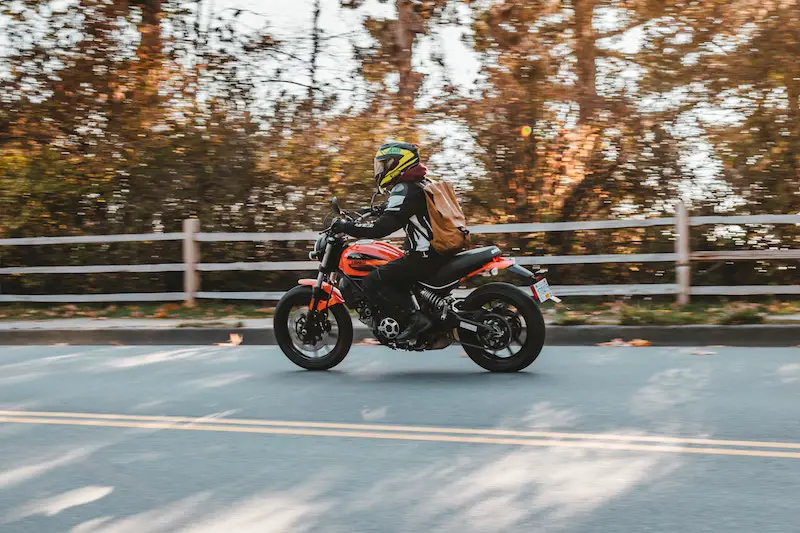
[0,344,799,533]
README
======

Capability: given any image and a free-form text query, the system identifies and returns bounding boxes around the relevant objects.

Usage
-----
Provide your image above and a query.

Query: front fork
[308,237,336,312]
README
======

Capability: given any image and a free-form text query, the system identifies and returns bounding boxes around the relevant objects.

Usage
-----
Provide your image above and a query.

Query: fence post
[183,218,200,306]
[675,201,691,305]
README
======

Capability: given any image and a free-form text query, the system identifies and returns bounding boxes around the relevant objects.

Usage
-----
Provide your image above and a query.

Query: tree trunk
[395,0,423,130]
[132,0,163,107]
[308,0,322,102]
[573,0,597,125]
[549,0,600,253]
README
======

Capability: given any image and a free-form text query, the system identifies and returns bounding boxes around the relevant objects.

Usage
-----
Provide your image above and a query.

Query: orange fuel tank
[339,240,404,277]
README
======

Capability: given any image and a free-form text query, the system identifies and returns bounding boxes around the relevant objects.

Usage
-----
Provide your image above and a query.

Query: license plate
[532,278,554,303]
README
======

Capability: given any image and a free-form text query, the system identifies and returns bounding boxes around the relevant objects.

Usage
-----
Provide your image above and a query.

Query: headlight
[309,235,327,260]
[315,235,327,254]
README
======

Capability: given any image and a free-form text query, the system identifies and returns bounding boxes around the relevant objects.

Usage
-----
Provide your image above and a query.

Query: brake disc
[478,313,513,351]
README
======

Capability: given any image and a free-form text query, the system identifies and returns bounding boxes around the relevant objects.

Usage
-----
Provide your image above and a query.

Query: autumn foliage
[1,0,798,295]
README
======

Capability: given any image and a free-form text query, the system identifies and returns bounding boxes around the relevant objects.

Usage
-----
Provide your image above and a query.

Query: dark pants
[362,250,448,320]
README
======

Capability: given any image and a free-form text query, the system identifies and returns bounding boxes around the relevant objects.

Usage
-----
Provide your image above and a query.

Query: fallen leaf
[596,338,652,347]
[357,338,381,346]
[0,314,8,319]
[92,317,108,321]
[690,350,716,355]
[155,304,180,316]
[130,312,144,318]
[44,311,59,317]
[596,338,628,347]
[106,305,118,312]
[216,333,243,346]
[62,304,78,311]
[110,341,124,346]
[50,343,70,346]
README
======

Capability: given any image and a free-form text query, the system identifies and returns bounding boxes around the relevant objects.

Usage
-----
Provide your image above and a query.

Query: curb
[1,325,798,347]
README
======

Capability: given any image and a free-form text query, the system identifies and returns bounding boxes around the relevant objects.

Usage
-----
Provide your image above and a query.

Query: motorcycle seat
[421,246,502,289]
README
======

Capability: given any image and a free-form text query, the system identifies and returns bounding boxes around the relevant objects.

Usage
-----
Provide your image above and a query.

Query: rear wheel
[460,282,545,372]
[274,285,353,370]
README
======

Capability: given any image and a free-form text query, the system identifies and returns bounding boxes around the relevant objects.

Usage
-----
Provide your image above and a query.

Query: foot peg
[396,311,432,343]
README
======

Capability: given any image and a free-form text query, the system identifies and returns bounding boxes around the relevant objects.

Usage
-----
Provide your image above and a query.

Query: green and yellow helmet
[373,141,420,193]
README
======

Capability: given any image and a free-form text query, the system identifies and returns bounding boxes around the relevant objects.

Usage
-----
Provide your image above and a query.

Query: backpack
[422,179,470,255]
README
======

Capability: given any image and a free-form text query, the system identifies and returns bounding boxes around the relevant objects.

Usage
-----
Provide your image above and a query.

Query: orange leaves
[596,338,653,347]
[152,303,181,319]
[216,333,243,346]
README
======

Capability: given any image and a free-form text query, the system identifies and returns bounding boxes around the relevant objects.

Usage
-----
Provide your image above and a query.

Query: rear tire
[460,282,546,372]
[274,285,353,370]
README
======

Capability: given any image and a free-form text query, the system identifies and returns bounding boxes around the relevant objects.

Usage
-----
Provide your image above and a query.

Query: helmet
[373,141,420,193]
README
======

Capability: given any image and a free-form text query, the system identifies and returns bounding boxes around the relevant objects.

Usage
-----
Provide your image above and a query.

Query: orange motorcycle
[274,198,558,372]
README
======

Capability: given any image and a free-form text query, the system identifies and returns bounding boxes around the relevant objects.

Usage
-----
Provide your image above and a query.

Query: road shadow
[274,368,548,385]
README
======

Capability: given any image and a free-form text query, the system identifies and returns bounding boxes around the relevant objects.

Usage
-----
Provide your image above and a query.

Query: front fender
[298,279,345,311]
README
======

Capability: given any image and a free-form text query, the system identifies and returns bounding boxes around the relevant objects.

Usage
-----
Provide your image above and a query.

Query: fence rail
[2,205,798,304]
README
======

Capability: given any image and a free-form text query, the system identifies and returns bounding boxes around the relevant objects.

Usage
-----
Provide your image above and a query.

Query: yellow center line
[1,414,800,460]
[0,409,799,451]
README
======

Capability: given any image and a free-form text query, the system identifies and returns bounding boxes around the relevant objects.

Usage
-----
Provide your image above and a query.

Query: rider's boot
[396,311,432,343]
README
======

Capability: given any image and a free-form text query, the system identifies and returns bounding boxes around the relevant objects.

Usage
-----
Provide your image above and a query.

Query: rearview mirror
[332,197,341,215]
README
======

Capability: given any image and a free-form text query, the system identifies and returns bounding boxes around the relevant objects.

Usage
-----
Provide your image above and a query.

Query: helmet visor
[373,158,386,180]
[374,158,388,192]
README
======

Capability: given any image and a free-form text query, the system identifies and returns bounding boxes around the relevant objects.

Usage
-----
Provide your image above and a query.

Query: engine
[337,273,453,349]
[354,300,375,328]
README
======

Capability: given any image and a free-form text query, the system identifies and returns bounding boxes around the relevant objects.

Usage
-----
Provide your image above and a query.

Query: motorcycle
[274,197,560,372]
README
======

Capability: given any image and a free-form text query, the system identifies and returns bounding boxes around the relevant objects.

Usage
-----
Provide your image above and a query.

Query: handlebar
[320,199,385,235]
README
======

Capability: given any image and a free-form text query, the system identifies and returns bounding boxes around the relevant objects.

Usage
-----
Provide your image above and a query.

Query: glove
[330,218,351,235]
[372,202,387,216]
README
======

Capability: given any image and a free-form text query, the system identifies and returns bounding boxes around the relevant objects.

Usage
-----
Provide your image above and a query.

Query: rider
[331,141,448,343]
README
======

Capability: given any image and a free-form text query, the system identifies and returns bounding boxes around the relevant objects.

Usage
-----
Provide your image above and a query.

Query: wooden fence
[2,204,799,305]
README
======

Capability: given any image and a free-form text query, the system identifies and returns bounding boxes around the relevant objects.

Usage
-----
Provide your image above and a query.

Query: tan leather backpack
[422,179,470,255]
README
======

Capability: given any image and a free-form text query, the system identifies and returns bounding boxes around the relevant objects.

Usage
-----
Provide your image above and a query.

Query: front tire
[460,282,546,372]
[274,285,353,370]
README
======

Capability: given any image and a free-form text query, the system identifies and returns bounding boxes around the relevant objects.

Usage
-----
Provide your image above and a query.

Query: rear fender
[461,256,516,281]
[298,279,345,311]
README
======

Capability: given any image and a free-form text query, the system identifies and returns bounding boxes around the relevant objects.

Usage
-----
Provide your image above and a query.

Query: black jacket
[341,180,435,253]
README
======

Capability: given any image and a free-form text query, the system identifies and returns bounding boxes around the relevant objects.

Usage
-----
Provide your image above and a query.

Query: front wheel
[274,285,353,370]
[460,282,546,372]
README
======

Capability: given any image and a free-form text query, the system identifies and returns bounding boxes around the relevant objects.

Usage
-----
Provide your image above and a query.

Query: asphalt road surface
[1,344,799,533]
